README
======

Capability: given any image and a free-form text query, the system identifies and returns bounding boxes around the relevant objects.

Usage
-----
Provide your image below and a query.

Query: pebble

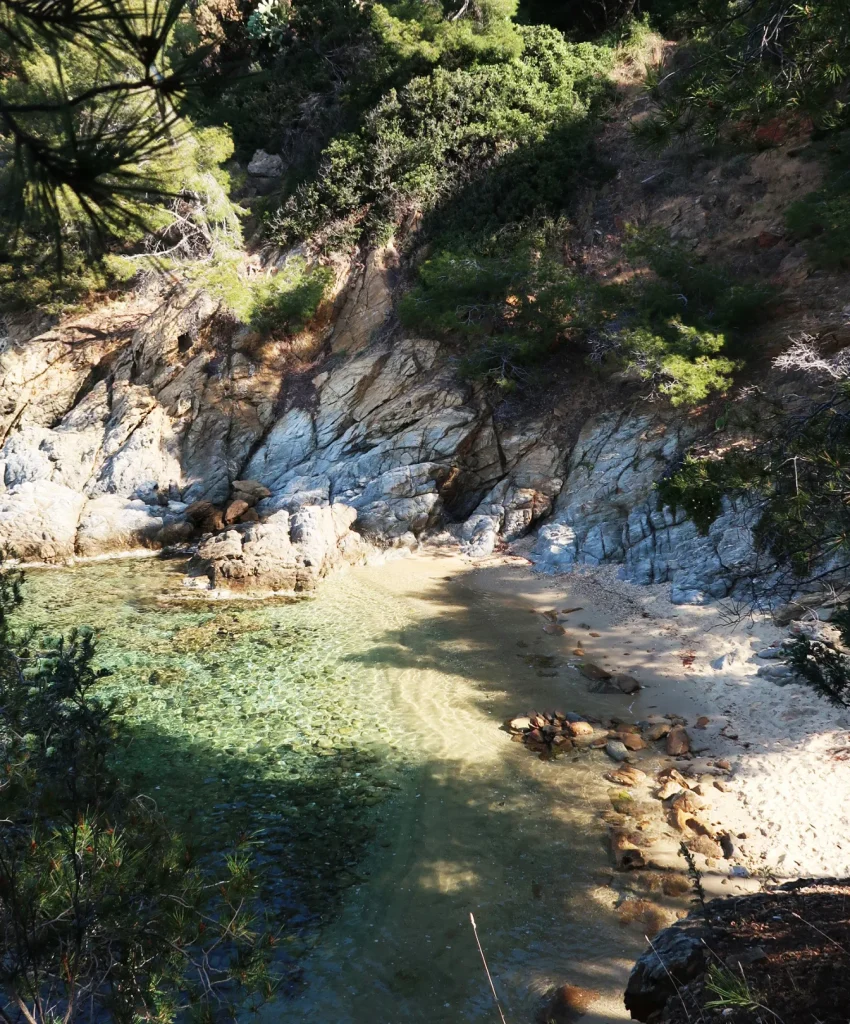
[606,739,631,762]
[605,766,646,787]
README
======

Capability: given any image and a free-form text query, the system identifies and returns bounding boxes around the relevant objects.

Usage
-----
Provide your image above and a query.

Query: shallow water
[20,553,651,1022]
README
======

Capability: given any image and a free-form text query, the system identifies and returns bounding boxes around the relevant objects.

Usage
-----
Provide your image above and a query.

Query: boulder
[624,916,708,1020]
[184,503,363,594]
[246,150,283,177]
[231,479,272,504]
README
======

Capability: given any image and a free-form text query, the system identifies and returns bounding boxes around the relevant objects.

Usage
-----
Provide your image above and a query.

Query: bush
[784,605,850,707]
[268,24,613,252]
[248,258,335,334]
[655,382,850,592]
[0,567,274,1023]
[399,235,591,384]
[618,321,738,405]
[633,0,850,146]
[786,131,850,270]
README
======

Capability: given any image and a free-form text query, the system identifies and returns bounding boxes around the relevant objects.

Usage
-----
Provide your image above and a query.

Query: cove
[19,553,649,1022]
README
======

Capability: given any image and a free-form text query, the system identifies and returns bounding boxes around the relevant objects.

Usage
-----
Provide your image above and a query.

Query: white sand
[499,557,850,881]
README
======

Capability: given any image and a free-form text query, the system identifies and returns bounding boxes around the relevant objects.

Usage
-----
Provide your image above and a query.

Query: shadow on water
[16,557,690,1021]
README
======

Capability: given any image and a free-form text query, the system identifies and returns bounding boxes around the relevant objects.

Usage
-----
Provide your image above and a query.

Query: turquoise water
[19,556,415,967]
[19,554,650,1022]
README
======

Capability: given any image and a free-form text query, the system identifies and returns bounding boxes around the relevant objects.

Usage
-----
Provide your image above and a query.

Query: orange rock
[666,726,691,756]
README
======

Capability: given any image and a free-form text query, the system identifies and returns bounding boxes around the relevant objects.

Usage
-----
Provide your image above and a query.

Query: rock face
[531,410,758,603]
[0,257,761,601]
[0,271,560,568]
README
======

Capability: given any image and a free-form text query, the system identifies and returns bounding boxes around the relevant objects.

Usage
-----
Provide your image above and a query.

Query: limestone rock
[185,503,363,594]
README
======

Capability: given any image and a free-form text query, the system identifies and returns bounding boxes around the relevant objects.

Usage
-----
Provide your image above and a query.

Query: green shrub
[633,0,850,145]
[248,258,335,334]
[0,567,274,1023]
[619,321,739,405]
[268,24,613,252]
[786,131,850,270]
[399,236,590,384]
[784,604,850,707]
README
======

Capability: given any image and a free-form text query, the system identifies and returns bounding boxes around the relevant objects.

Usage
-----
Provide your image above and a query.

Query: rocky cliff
[1,129,844,598]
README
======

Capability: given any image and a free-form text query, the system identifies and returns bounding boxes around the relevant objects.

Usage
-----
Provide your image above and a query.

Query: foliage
[248,257,334,334]
[618,321,737,405]
[0,1,243,313]
[600,228,774,403]
[704,964,762,1013]
[656,381,850,601]
[783,604,850,707]
[786,130,850,269]
[633,0,850,146]
[268,23,613,252]
[0,566,275,1023]
[246,0,291,49]
[399,234,592,386]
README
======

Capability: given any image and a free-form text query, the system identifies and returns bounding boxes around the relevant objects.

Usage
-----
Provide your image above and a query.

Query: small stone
[610,829,646,870]
[714,758,731,771]
[223,498,250,525]
[687,835,724,859]
[509,716,532,732]
[612,673,641,694]
[541,983,601,1024]
[567,720,594,737]
[605,766,646,787]
[543,622,566,635]
[695,716,710,729]
[606,740,630,763]
[644,722,671,742]
[578,662,612,682]
[589,631,602,637]
[670,791,704,815]
[620,733,647,751]
[572,648,585,656]
[666,726,691,756]
[656,780,683,800]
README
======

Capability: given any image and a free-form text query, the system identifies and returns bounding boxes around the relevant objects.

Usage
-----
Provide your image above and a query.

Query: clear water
[19,554,649,1022]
